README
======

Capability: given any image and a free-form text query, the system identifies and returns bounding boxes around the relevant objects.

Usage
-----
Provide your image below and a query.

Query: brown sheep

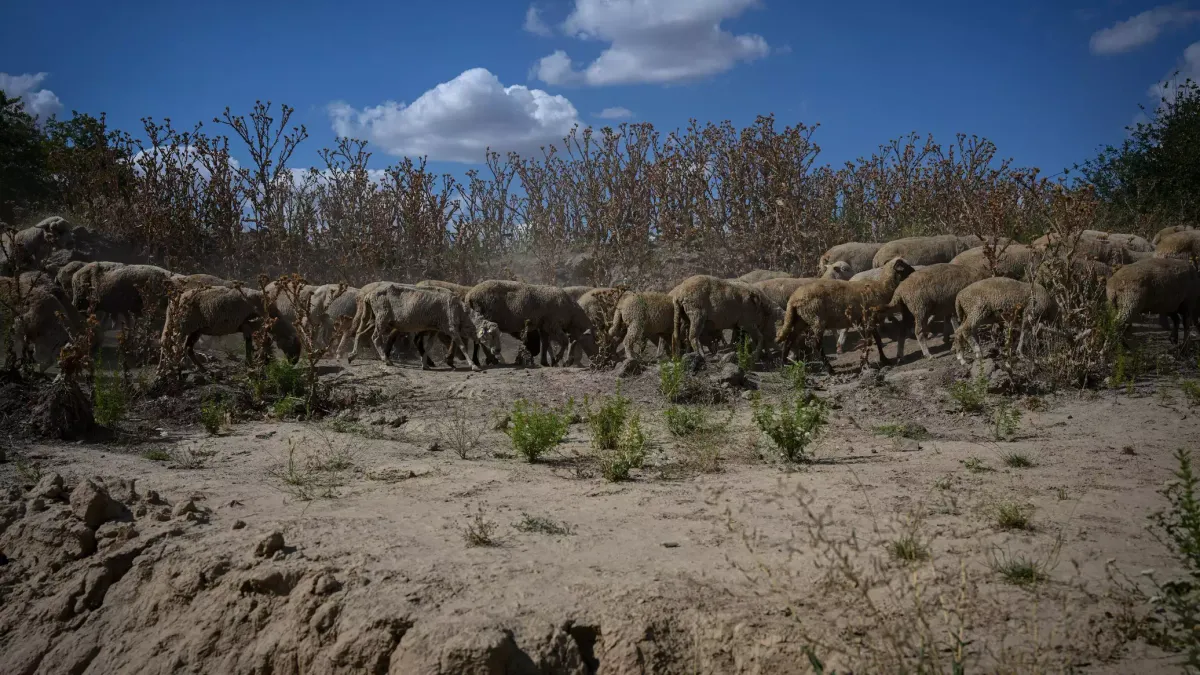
[737,269,791,283]
[161,286,300,370]
[1154,230,1200,262]
[669,274,782,364]
[1153,224,1194,246]
[952,278,1057,365]
[1031,232,1136,264]
[752,262,853,309]
[346,283,500,370]
[563,286,595,301]
[776,257,916,368]
[888,263,991,359]
[949,244,1042,280]
[71,263,173,330]
[819,242,883,276]
[1106,258,1200,346]
[1,278,82,371]
[871,235,980,269]
[608,291,674,360]
[466,280,597,367]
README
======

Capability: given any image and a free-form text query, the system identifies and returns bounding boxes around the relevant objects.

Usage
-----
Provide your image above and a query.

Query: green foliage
[0,91,53,222]
[1111,342,1144,393]
[1076,78,1200,224]
[659,355,686,401]
[664,405,709,437]
[598,411,647,482]
[751,392,827,463]
[736,333,755,372]
[874,422,928,440]
[1001,451,1035,468]
[1144,448,1200,670]
[990,551,1050,586]
[272,395,306,419]
[992,400,1022,440]
[505,398,572,462]
[1181,380,1200,407]
[92,368,128,428]
[142,448,171,462]
[995,502,1034,530]
[200,397,231,435]
[781,360,808,393]
[962,457,991,474]
[586,383,631,450]
[888,534,930,563]
[514,513,574,536]
[949,374,988,413]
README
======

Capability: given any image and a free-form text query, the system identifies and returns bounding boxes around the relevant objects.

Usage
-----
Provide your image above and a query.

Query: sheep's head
[472,312,502,354]
[272,318,303,364]
[882,257,915,286]
[575,329,598,358]
[825,261,852,281]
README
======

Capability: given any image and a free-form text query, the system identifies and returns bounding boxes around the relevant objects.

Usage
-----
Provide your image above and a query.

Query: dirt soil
[1,328,1198,674]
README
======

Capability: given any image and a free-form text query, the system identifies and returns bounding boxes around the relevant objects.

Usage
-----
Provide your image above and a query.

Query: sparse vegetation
[142,448,172,462]
[874,422,928,440]
[586,384,632,451]
[437,403,484,459]
[91,366,128,428]
[504,398,572,463]
[514,513,574,536]
[597,411,647,482]
[994,502,1034,530]
[962,457,992,474]
[1002,451,1035,468]
[462,507,500,547]
[949,374,988,413]
[992,399,1022,440]
[663,405,708,437]
[781,360,808,393]
[266,433,353,499]
[888,533,930,563]
[200,397,231,435]
[750,391,827,464]
[1182,380,1200,407]
[990,550,1051,586]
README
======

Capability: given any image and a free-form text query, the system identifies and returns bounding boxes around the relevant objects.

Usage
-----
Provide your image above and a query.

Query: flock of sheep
[2,215,1200,379]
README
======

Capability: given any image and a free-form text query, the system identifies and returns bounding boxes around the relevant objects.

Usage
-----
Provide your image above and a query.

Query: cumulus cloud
[596,107,634,119]
[328,68,580,163]
[1147,40,1200,103]
[524,5,553,37]
[0,72,63,121]
[532,0,770,87]
[1089,4,1200,55]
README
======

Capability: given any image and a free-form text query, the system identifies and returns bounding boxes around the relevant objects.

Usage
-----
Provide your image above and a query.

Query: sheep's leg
[953,323,971,366]
[687,315,705,357]
[370,324,393,366]
[1168,312,1181,345]
[347,318,376,364]
[872,328,891,365]
[186,332,205,370]
[835,328,847,354]
[895,307,913,360]
[241,328,255,365]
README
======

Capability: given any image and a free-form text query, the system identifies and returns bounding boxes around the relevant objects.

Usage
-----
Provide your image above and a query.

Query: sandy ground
[1,327,1198,674]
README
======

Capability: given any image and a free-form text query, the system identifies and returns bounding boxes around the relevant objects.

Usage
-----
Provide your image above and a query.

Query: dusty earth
[1,326,1198,674]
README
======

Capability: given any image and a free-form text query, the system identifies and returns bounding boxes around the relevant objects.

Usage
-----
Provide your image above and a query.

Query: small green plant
[664,405,708,437]
[266,434,351,499]
[437,403,484,459]
[751,392,827,463]
[995,502,1034,530]
[200,397,231,435]
[462,506,500,547]
[949,374,988,413]
[934,474,954,490]
[13,457,43,485]
[781,360,808,393]
[874,422,928,440]
[1182,380,1200,406]
[1055,486,1069,500]
[514,513,574,535]
[265,357,306,398]
[505,398,572,462]
[142,448,172,462]
[92,367,129,428]
[990,550,1050,586]
[171,443,216,469]
[1001,451,1035,468]
[992,400,1021,440]
[736,333,755,372]
[598,411,647,481]
[272,395,306,419]
[888,533,930,563]
[962,457,992,473]
[659,355,686,401]
[1111,342,1143,393]
[586,383,631,450]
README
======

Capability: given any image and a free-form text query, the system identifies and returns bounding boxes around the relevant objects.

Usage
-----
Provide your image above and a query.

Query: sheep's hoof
[470,364,482,372]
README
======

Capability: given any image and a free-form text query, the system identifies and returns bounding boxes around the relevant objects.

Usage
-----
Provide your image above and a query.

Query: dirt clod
[255,531,285,558]
[69,479,127,529]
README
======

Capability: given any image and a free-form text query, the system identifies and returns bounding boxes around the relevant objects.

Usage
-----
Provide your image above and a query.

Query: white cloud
[1089,4,1200,55]
[328,68,580,163]
[524,5,553,37]
[596,106,634,119]
[533,0,770,87]
[0,71,63,121]
[1148,40,1200,103]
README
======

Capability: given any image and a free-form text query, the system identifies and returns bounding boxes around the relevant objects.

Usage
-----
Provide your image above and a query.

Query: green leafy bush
[586,383,631,450]
[200,397,231,435]
[92,368,128,428]
[664,405,709,437]
[949,375,988,413]
[599,411,647,481]
[751,392,827,463]
[505,398,572,462]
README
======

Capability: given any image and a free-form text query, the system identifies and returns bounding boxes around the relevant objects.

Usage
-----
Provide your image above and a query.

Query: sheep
[819,242,883,276]
[776,257,915,368]
[346,283,500,370]
[577,287,623,330]
[563,286,595,301]
[1104,232,1154,253]
[888,262,992,359]
[306,283,356,351]
[1154,230,1200,262]
[160,286,301,370]
[871,235,980,269]
[416,279,472,298]
[608,291,674,360]
[71,262,173,330]
[752,262,853,309]
[952,277,1057,365]
[264,280,319,325]
[1153,225,1194,246]
[1031,232,1136,264]
[0,278,82,371]
[836,264,927,353]
[465,280,597,367]
[171,273,237,289]
[669,274,782,364]
[949,244,1042,280]
[737,269,791,283]
[1106,257,1200,347]
[54,261,88,291]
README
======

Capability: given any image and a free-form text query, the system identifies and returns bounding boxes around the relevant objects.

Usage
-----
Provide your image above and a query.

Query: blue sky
[3,0,1200,180]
